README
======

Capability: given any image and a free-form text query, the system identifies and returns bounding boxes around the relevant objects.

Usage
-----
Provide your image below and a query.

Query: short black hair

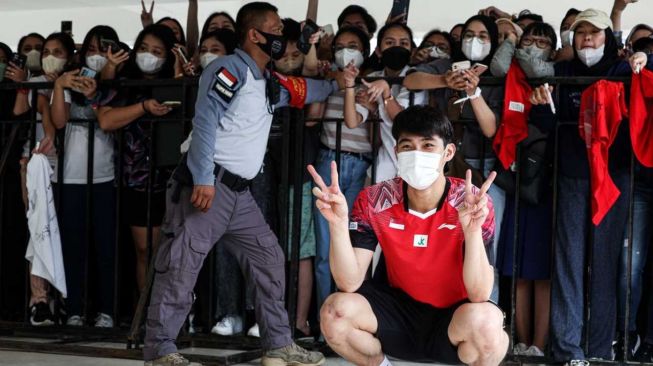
[515,10,543,24]
[201,11,236,37]
[376,22,415,50]
[419,29,456,52]
[235,2,278,44]
[633,36,653,53]
[521,22,557,51]
[200,29,238,55]
[392,105,454,146]
[17,33,45,54]
[79,25,119,63]
[44,32,76,66]
[331,26,371,59]
[282,18,302,42]
[337,5,377,35]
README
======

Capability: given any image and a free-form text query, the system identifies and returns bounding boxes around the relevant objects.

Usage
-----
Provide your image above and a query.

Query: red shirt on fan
[349,177,495,308]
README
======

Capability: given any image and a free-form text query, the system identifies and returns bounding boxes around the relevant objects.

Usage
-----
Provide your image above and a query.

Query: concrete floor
[0,350,433,365]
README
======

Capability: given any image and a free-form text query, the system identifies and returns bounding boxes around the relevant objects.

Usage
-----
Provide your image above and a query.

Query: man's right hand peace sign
[307,161,349,226]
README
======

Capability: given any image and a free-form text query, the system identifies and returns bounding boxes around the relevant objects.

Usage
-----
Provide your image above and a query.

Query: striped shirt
[320,90,372,153]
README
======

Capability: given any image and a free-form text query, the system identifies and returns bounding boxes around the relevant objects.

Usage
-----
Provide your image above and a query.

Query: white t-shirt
[367,66,427,182]
[22,76,56,167]
[51,89,115,184]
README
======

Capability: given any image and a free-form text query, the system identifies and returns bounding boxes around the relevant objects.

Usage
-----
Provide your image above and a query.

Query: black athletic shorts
[356,280,485,364]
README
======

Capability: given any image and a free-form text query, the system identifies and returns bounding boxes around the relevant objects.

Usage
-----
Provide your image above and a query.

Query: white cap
[570,9,612,31]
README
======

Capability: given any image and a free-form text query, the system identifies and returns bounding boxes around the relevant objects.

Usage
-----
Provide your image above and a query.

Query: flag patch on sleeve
[213,67,239,103]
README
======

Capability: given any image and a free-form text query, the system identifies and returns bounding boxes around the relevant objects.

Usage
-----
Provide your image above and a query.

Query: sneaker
[613,332,641,360]
[30,302,54,326]
[66,315,84,327]
[211,315,243,336]
[513,342,528,355]
[247,323,260,337]
[523,345,544,357]
[261,342,325,366]
[634,342,653,362]
[144,353,190,366]
[564,360,589,366]
[94,313,114,328]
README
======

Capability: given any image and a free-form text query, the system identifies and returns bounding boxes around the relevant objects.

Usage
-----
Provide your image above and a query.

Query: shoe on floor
[564,360,589,366]
[66,315,84,326]
[261,342,325,366]
[523,345,544,357]
[634,342,653,362]
[211,315,243,336]
[247,323,260,337]
[513,342,528,355]
[94,313,114,328]
[30,302,54,326]
[144,353,190,366]
[613,331,641,360]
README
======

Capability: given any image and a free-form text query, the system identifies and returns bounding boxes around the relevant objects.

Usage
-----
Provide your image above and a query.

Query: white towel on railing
[24,153,67,298]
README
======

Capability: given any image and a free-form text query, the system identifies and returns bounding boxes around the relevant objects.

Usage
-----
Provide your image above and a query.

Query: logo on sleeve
[438,223,457,230]
[413,234,428,248]
[213,67,239,103]
[349,222,358,230]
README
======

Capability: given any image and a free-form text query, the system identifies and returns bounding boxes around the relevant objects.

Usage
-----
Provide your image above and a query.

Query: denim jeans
[551,174,629,361]
[313,149,370,309]
[465,158,505,303]
[618,175,653,333]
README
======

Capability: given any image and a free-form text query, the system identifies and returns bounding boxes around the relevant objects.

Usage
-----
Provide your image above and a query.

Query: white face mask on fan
[397,150,443,190]
[136,52,165,74]
[41,55,67,74]
[462,37,491,61]
[577,44,605,67]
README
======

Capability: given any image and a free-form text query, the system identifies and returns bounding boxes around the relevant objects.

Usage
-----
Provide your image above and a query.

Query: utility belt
[171,153,252,203]
[320,144,373,164]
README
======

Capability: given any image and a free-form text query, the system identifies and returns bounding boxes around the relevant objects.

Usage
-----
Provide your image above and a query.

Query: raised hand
[5,62,27,82]
[361,79,390,104]
[141,0,155,27]
[629,51,647,74]
[458,169,496,233]
[529,84,554,105]
[307,161,349,226]
[107,48,129,69]
[343,62,359,88]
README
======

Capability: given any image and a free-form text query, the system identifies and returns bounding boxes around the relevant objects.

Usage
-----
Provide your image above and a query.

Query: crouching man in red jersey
[308,105,509,366]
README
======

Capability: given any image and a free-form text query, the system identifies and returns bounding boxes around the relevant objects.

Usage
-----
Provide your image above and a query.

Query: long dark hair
[120,24,176,80]
[156,17,186,45]
[200,29,238,55]
[201,12,236,38]
[455,15,499,66]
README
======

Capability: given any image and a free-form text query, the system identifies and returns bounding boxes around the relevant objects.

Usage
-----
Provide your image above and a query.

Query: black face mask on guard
[255,29,287,61]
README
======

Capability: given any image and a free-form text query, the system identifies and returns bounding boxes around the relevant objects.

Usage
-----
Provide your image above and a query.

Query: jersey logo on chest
[413,234,428,248]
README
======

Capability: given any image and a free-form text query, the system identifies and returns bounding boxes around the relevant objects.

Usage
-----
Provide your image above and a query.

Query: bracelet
[142,100,147,113]
[18,88,29,95]
[383,94,394,106]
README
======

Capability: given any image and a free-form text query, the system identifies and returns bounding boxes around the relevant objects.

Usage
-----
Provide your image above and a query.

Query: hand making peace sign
[458,169,496,233]
[307,161,349,226]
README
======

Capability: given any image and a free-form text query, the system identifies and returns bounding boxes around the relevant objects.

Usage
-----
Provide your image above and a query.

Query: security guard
[144,3,343,366]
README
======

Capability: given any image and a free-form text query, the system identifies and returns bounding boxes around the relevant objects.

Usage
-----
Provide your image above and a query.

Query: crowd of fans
[1,0,653,365]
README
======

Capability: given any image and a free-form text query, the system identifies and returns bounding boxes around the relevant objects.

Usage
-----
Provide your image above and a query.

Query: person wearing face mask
[201,11,237,37]
[360,23,427,183]
[12,31,75,328]
[143,2,345,365]
[0,42,17,118]
[529,8,653,365]
[305,26,373,317]
[5,33,46,85]
[555,8,581,62]
[410,30,456,66]
[496,18,523,45]
[47,25,118,329]
[404,15,505,303]
[490,21,558,358]
[309,105,508,366]
[97,25,177,305]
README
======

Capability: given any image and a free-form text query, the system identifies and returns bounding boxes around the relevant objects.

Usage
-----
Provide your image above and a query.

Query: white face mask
[86,54,108,72]
[577,44,605,67]
[397,150,443,190]
[200,52,220,69]
[136,52,165,74]
[25,50,42,71]
[334,48,364,69]
[462,37,491,61]
[560,30,572,48]
[429,46,450,60]
[41,55,67,74]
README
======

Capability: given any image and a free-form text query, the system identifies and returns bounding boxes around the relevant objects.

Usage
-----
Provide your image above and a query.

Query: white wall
[1,0,651,50]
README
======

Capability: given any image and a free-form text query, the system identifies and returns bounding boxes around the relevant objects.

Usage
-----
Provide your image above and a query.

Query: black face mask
[255,29,287,61]
[381,46,411,71]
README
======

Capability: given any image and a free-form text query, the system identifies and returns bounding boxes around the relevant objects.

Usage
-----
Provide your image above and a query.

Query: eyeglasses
[521,37,551,49]
[462,32,490,44]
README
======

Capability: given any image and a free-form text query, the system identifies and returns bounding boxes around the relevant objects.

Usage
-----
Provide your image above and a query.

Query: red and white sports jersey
[350,177,495,308]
